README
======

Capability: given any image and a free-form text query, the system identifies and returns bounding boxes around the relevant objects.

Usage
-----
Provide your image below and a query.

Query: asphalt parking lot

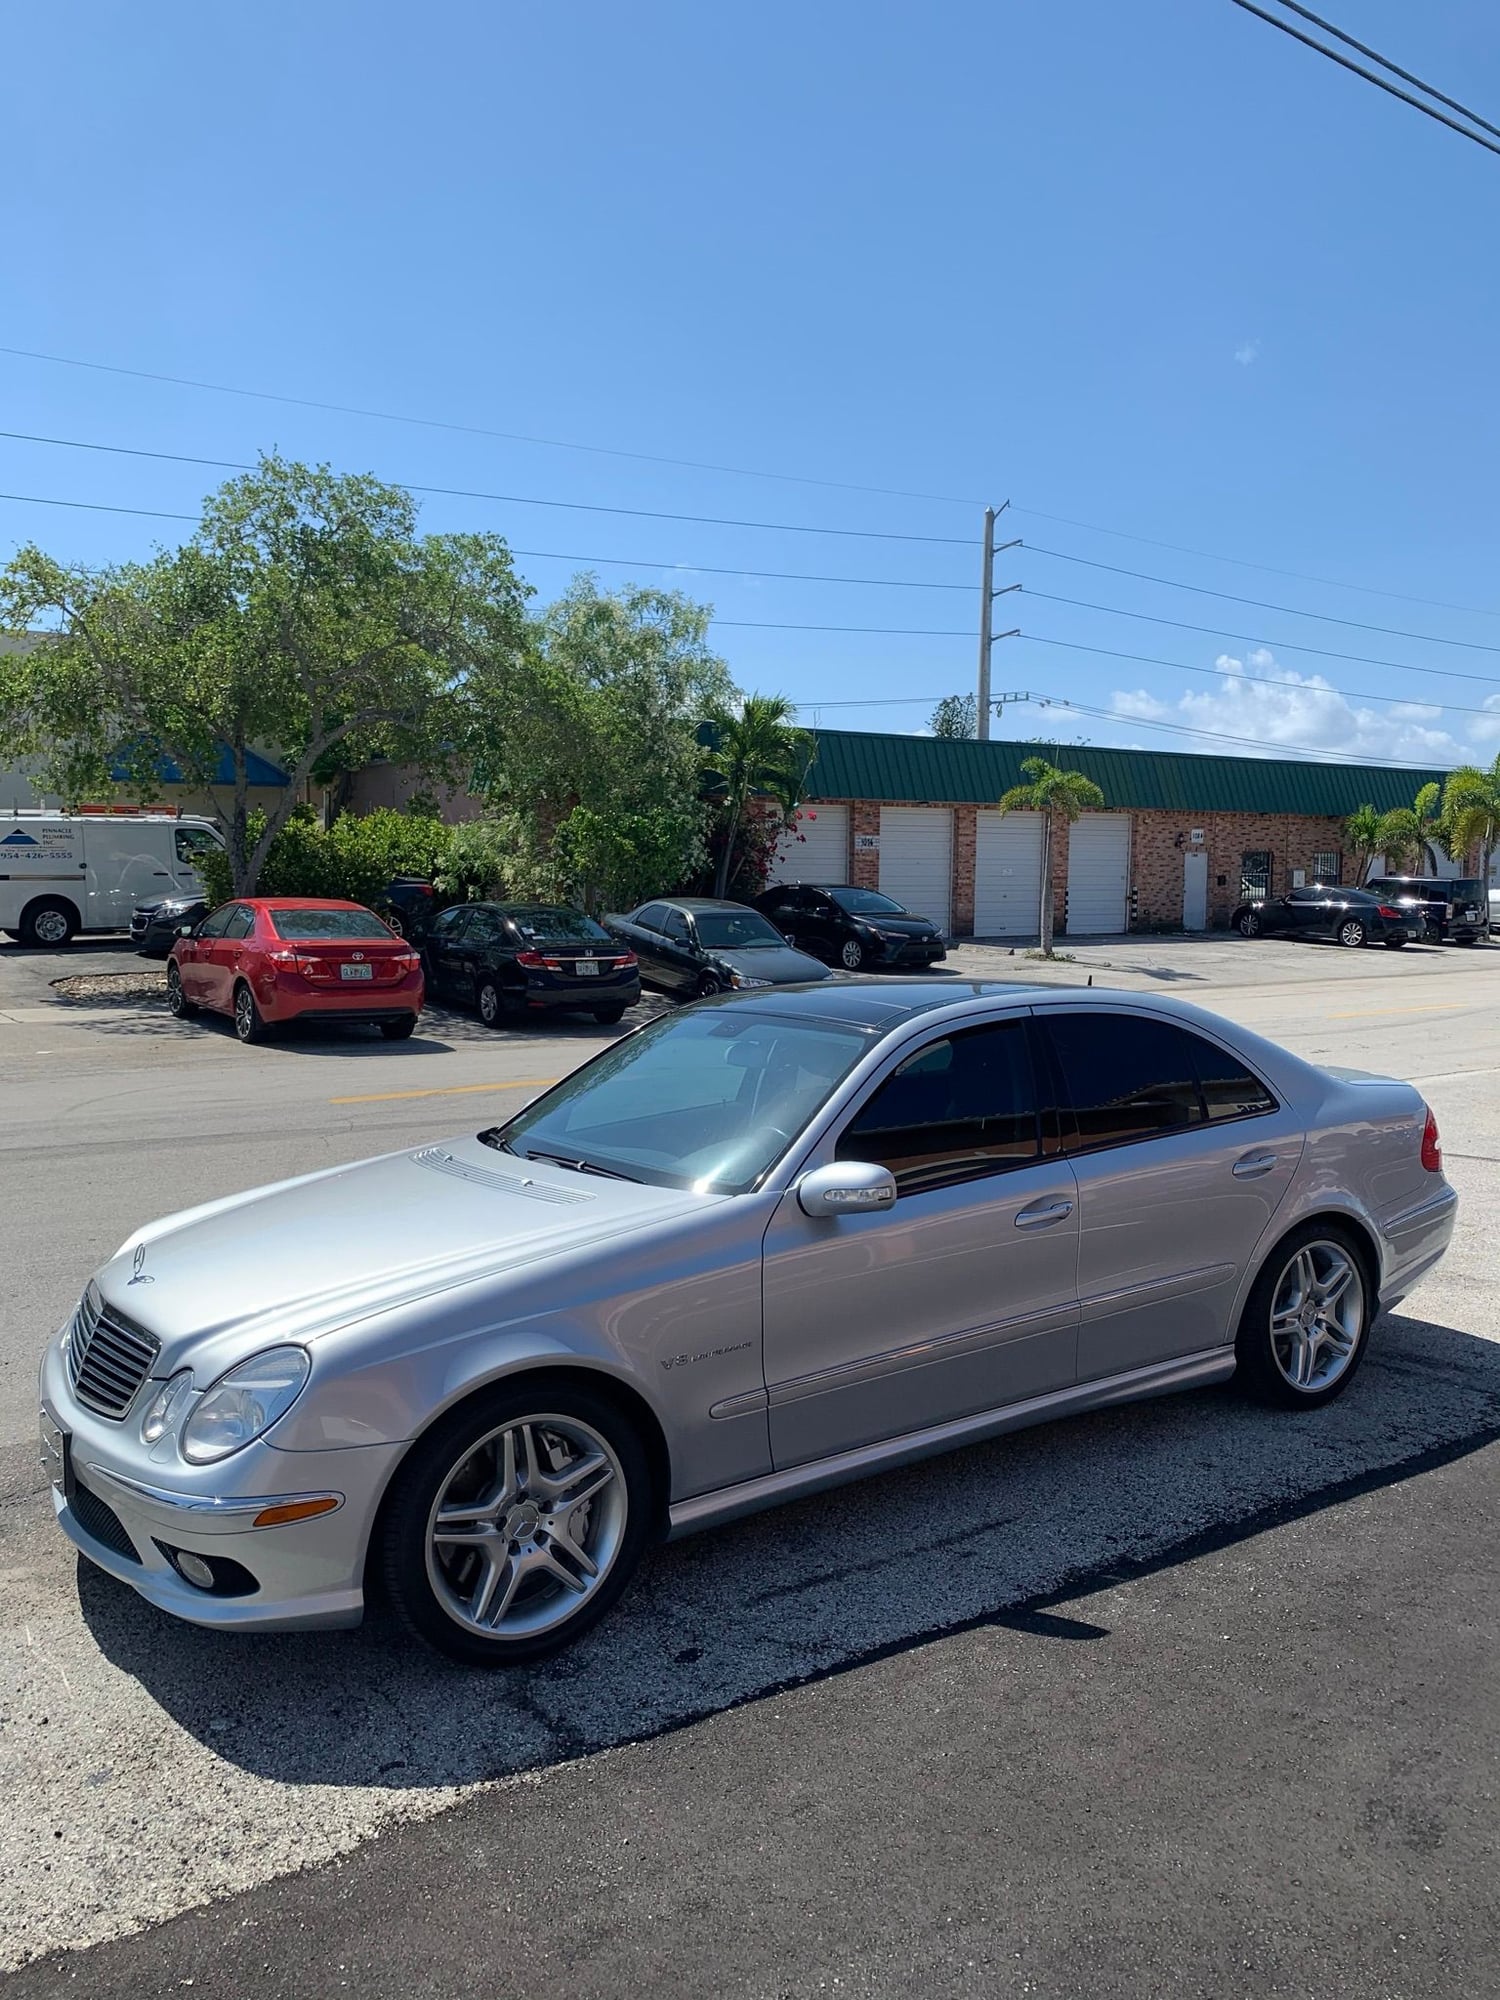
[2,928,1497,1995]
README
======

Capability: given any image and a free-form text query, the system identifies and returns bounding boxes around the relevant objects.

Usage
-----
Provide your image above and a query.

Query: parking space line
[329,1078,560,1105]
[1326,1003,1471,1020]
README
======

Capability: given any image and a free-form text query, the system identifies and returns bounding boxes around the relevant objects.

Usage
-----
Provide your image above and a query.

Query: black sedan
[1232,886,1413,949]
[754,882,946,972]
[423,902,640,1027]
[131,894,208,956]
[604,898,830,999]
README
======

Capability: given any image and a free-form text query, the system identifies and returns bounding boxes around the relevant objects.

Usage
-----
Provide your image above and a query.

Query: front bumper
[39,1335,404,1632]
[872,936,946,965]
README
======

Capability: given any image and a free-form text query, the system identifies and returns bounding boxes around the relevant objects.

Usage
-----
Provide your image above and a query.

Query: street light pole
[975,502,1019,739]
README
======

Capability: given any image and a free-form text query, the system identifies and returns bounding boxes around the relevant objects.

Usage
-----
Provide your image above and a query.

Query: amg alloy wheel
[382,1381,651,1666]
[1235,1226,1370,1408]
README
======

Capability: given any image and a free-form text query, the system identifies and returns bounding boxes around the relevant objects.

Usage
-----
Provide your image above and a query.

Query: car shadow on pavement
[77,1309,1500,1792]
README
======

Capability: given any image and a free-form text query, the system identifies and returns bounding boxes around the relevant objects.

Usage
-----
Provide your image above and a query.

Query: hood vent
[410,1148,593,1206]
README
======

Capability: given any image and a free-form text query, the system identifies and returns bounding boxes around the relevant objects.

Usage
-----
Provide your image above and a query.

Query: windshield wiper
[520,1148,640,1183]
[477,1129,517,1154]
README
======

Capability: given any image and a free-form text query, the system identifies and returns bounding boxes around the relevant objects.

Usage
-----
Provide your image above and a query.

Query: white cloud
[1107,650,1485,766]
[1234,340,1260,366]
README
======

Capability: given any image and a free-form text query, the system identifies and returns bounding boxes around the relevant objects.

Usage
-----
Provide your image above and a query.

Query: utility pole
[975,501,1020,739]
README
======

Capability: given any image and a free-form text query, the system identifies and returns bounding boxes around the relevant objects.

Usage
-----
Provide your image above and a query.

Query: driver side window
[836,1020,1042,1195]
[197,905,235,940]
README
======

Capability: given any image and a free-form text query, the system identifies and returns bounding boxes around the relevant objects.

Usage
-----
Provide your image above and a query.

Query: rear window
[1447,880,1485,902]
[509,906,611,944]
[268,908,392,942]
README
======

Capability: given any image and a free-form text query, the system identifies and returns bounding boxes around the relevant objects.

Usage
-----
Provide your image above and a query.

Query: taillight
[1376,905,1401,919]
[516,950,544,968]
[267,949,302,969]
[1421,1107,1443,1173]
[614,951,638,968]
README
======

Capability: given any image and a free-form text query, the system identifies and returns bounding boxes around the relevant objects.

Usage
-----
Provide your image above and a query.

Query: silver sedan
[39,981,1456,1666]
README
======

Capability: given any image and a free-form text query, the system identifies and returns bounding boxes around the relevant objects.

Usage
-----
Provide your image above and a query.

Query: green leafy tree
[1441,758,1500,890]
[997,756,1106,957]
[701,694,815,898]
[1374,807,1423,874]
[432,819,513,903]
[470,576,736,911]
[929,692,977,739]
[1344,804,1384,885]
[0,456,529,893]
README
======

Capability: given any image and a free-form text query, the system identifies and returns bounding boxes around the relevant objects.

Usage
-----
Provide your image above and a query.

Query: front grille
[70,1477,142,1563]
[68,1290,159,1418]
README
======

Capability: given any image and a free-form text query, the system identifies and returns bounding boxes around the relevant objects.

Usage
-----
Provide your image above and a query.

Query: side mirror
[177,923,196,937]
[797,1161,898,1217]
[783,932,796,945]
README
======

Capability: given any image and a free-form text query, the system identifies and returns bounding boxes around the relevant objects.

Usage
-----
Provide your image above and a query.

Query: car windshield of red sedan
[267,908,393,941]
[483,1007,873,1192]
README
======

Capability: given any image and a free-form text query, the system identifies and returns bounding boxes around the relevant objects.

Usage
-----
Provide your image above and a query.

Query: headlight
[730,972,773,989]
[180,1347,310,1464]
[140,1370,194,1444]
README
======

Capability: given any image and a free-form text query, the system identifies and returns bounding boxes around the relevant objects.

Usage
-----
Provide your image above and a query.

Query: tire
[233,981,267,1044]
[381,1015,418,1040]
[477,979,505,1029]
[695,972,724,999]
[592,1004,626,1025]
[1236,911,1260,939]
[166,963,198,1018]
[380,1377,652,1668]
[1234,1222,1372,1409]
[19,898,77,948]
[1337,919,1367,948]
[839,938,865,971]
[381,908,406,938]
[1383,936,1406,950]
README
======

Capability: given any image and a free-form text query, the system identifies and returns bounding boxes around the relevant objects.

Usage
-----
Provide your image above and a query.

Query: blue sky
[5,0,1500,769]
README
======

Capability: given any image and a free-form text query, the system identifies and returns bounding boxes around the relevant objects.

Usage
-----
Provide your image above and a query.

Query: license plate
[341,962,374,981]
[39,1410,73,1500]
[576,959,599,977]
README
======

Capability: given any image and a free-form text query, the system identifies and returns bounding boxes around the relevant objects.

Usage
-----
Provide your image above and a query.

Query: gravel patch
[49,972,168,1006]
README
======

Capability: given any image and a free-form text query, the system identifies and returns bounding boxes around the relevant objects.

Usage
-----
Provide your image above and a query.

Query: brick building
[766,731,1457,939]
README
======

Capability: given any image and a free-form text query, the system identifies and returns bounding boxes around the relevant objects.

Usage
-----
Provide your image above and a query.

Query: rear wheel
[1235,1224,1371,1409]
[1383,936,1406,950]
[1236,910,1260,938]
[233,981,267,1044]
[592,1004,626,1025]
[381,1015,418,1040]
[1338,919,1367,948]
[166,963,198,1018]
[20,899,76,948]
[477,979,505,1029]
[380,1379,652,1667]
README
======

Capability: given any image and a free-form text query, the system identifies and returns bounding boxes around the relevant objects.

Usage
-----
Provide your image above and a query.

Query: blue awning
[108,746,290,787]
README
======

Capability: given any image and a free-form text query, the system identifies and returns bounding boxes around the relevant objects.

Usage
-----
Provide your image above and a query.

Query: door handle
[1232,1151,1279,1179]
[1015,1199,1074,1228]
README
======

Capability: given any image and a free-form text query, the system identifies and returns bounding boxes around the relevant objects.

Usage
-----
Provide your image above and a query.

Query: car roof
[701,978,1278,1037]
[657,897,766,912]
[246,897,373,910]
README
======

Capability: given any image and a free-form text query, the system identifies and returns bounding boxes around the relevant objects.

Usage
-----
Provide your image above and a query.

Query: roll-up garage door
[973,809,1044,937]
[1065,814,1131,935]
[766,804,849,885]
[879,807,953,934]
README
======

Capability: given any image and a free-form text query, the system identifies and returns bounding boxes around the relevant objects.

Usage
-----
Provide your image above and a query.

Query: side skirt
[666,1347,1236,1540]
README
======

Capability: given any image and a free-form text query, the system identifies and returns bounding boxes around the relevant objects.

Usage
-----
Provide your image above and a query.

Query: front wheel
[592,1004,626,1025]
[839,938,865,970]
[695,971,724,999]
[233,981,267,1044]
[1338,919,1367,948]
[20,899,76,948]
[380,1379,652,1667]
[1235,1225,1371,1409]
[166,963,198,1018]
[1236,911,1260,938]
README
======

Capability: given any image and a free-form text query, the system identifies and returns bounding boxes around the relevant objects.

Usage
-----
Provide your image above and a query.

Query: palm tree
[702,694,815,898]
[1413,781,1442,875]
[1374,806,1423,875]
[997,756,1106,957]
[1344,804,1383,885]
[1442,758,1500,893]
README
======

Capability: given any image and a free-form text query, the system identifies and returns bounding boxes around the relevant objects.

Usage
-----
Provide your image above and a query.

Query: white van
[0,809,225,946]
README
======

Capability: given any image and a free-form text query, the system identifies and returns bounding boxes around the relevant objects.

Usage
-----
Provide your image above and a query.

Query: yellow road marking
[1326,1003,1470,1021]
[330,1077,560,1105]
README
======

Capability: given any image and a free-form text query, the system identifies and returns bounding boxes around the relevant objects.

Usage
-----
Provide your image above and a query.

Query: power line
[1225,0,1500,160]
[0,345,980,508]
[0,431,977,550]
[1023,543,1500,655]
[1048,695,1454,768]
[1270,0,1500,141]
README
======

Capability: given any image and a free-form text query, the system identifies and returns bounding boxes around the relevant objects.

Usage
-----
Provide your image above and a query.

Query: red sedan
[167,898,425,1043]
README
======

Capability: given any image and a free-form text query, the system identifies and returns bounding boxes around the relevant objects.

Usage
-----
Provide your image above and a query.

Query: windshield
[268,908,393,941]
[484,1007,873,1192]
[508,906,611,944]
[830,888,905,915]
[692,910,786,950]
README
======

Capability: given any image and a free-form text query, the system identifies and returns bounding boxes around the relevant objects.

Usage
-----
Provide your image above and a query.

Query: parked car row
[1231,877,1494,950]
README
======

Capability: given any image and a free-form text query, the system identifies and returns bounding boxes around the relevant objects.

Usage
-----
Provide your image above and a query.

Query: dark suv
[754,883,946,972]
[1365,876,1487,945]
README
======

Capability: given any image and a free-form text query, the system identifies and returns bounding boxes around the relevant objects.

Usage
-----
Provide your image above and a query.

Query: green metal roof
[801,730,1446,817]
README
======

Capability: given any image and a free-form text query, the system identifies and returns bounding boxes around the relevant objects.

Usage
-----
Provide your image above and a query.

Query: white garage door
[1065,814,1131,935]
[973,809,1044,937]
[766,804,849,885]
[879,807,953,934]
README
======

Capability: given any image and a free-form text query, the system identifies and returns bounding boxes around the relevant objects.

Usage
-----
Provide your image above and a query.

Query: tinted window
[223,905,255,940]
[633,903,669,934]
[267,908,392,941]
[174,825,221,865]
[662,909,691,943]
[465,910,508,946]
[508,906,611,944]
[693,909,785,949]
[431,906,471,938]
[830,888,905,915]
[197,904,235,939]
[837,1021,1040,1194]
[1044,1013,1275,1150]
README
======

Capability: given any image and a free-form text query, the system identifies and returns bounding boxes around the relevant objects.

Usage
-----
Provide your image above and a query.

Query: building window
[1311,850,1341,885]
[1240,851,1273,901]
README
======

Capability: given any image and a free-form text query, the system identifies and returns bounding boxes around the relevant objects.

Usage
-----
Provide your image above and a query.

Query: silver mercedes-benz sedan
[40,981,1456,1666]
